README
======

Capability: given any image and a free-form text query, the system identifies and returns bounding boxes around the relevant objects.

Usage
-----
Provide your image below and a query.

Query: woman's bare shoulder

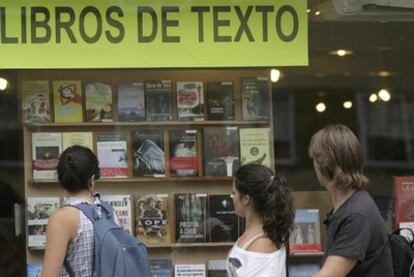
[248,237,278,253]
[49,206,79,226]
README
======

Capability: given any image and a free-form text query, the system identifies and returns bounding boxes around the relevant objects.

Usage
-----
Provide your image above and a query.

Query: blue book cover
[149,259,173,277]
[27,263,42,277]
[117,82,145,121]
[288,262,320,277]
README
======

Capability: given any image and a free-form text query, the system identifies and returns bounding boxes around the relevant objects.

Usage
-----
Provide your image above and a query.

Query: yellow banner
[0,0,308,68]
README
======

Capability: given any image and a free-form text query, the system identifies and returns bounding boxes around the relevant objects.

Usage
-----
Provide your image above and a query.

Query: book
[241,77,270,120]
[177,81,204,121]
[62,132,93,151]
[53,80,83,123]
[175,193,207,243]
[289,209,321,253]
[27,263,43,277]
[32,132,62,179]
[288,262,320,277]
[393,176,414,231]
[175,264,206,277]
[84,82,113,122]
[206,81,234,121]
[239,128,272,169]
[96,133,128,178]
[132,129,165,177]
[136,193,171,245]
[204,127,239,177]
[100,194,133,234]
[117,82,146,121]
[144,80,172,121]
[207,260,227,277]
[169,129,198,177]
[149,259,173,277]
[27,197,60,248]
[21,81,51,123]
[208,194,238,242]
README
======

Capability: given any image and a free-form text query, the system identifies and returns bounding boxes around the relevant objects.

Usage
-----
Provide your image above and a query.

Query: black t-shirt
[323,189,393,277]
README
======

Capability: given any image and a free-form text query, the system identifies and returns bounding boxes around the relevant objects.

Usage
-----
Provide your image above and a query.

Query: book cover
[207,260,227,277]
[62,132,93,151]
[208,194,238,242]
[175,264,206,277]
[288,262,320,277]
[32,132,62,179]
[132,129,165,177]
[84,82,113,122]
[393,176,414,230]
[169,129,198,177]
[204,127,239,177]
[136,193,171,245]
[241,77,270,121]
[96,133,128,178]
[21,81,51,123]
[117,82,145,121]
[175,193,207,243]
[27,197,60,248]
[149,259,173,277]
[144,80,172,121]
[27,263,43,277]
[289,209,321,253]
[206,81,234,121]
[177,81,204,121]
[53,80,83,123]
[239,128,272,169]
[100,194,133,234]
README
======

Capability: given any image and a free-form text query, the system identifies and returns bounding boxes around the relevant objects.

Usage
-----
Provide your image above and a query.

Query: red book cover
[393,176,414,230]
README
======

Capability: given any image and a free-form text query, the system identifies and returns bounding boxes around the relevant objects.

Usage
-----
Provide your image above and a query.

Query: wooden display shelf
[25,120,270,128]
[290,251,324,258]
[29,176,234,185]
[148,242,234,248]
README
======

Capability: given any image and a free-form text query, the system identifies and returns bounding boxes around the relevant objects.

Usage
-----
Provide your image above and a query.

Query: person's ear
[88,175,96,190]
[241,194,250,206]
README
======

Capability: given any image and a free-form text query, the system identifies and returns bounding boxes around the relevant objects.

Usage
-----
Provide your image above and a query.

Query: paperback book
[169,129,198,177]
[206,81,234,121]
[96,133,128,178]
[207,260,227,277]
[27,263,43,277]
[100,194,133,234]
[393,176,414,231]
[144,80,172,121]
[204,127,239,177]
[62,132,93,151]
[149,259,173,277]
[136,193,171,245]
[175,264,206,277]
[289,209,321,253]
[175,193,207,243]
[27,197,60,248]
[117,82,145,121]
[84,82,113,122]
[53,80,83,123]
[288,262,320,277]
[32,132,62,179]
[132,129,165,177]
[208,194,238,242]
[239,128,272,169]
[21,80,51,123]
[241,77,270,121]
[177,81,204,121]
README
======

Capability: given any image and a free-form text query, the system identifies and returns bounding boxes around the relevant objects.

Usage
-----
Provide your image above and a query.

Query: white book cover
[32,132,62,179]
[175,264,206,277]
[27,197,60,248]
[96,133,128,178]
[100,194,133,234]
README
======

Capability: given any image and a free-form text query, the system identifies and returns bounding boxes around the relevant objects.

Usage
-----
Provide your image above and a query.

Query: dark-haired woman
[227,164,295,277]
[41,145,103,277]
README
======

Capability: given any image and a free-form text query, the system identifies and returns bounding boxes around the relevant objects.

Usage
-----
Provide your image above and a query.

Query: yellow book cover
[21,81,51,123]
[53,80,83,123]
[62,132,93,151]
[239,128,272,169]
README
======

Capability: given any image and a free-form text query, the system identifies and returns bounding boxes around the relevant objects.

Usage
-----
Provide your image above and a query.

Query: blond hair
[309,124,368,190]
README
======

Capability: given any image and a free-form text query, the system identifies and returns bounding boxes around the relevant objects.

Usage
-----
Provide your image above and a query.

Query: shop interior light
[329,49,353,57]
[0,78,8,91]
[378,89,391,102]
[343,101,353,109]
[378,71,391,77]
[369,93,378,103]
[307,9,311,13]
[270,69,281,83]
[315,11,321,16]
[315,102,326,113]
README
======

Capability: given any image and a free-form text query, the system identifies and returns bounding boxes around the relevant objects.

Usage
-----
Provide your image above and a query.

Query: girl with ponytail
[227,164,295,277]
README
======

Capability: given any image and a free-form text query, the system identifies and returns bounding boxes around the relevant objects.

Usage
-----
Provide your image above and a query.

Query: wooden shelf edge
[147,242,234,248]
[289,251,324,258]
